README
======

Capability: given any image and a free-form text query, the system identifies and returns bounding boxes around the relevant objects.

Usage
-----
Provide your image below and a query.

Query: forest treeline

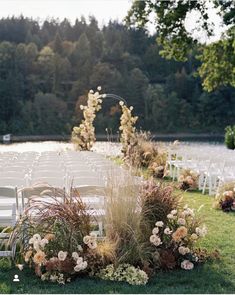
[0,16,234,135]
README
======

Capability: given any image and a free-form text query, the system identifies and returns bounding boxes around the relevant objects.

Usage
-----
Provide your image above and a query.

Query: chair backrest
[31,170,66,178]
[0,187,17,199]
[21,185,65,209]
[67,164,92,171]
[68,170,97,178]
[71,185,106,209]
[30,177,66,189]
[70,177,106,188]
[0,177,27,188]
[3,166,28,172]
[0,186,19,215]
[0,171,27,178]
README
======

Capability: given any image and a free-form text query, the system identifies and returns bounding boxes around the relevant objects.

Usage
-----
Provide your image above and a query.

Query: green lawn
[0,190,235,294]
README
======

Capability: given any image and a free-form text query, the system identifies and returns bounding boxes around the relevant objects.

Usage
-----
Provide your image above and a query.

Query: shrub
[225,125,235,150]
[214,182,235,212]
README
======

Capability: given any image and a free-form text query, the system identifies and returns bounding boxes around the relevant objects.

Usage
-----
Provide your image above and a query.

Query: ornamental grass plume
[72,86,103,151]
[139,180,180,241]
[104,172,149,266]
[10,186,92,255]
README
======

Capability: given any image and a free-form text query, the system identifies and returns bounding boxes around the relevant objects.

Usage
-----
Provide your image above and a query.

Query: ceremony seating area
[0,150,136,232]
[167,143,235,195]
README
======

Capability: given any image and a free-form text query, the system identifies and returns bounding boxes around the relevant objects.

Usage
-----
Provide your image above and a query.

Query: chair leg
[199,174,203,190]
[202,175,207,194]
[98,221,103,237]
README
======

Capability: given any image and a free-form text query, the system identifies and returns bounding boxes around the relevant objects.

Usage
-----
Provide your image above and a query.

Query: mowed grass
[0,189,235,294]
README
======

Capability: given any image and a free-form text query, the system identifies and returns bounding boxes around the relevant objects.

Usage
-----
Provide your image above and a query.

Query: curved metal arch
[100,93,128,106]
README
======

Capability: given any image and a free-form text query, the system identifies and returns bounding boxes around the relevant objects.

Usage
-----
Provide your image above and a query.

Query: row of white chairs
[167,145,235,195]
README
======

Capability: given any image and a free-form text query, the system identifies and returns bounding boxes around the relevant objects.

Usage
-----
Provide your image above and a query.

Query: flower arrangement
[23,233,88,284]
[149,205,207,270]
[214,182,235,212]
[10,180,213,285]
[72,86,103,151]
[178,169,199,190]
[119,101,138,157]
[123,131,168,178]
[97,263,148,286]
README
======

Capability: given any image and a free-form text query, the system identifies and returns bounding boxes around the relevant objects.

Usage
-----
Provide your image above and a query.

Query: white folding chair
[0,177,28,188]
[0,187,18,228]
[30,177,66,190]
[75,185,106,236]
[202,159,225,195]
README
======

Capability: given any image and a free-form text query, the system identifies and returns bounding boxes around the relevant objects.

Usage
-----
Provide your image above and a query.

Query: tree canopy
[126,0,235,91]
[0,16,234,136]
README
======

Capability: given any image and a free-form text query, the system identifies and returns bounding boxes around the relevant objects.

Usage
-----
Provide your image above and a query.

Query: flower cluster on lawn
[11,180,213,286]
[122,130,168,178]
[178,169,199,190]
[214,182,235,212]
[97,264,148,285]
[149,205,207,270]
[72,86,103,151]
[23,233,88,284]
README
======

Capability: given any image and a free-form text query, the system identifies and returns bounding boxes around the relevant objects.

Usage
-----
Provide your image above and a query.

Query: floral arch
[71,87,138,154]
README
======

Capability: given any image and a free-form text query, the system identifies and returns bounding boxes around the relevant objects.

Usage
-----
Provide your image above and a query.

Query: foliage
[72,87,103,150]
[126,0,212,61]
[225,125,235,150]
[198,29,235,91]
[0,17,233,134]
[214,182,235,212]
[126,0,235,91]
[97,263,148,286]
[178,169,199,191]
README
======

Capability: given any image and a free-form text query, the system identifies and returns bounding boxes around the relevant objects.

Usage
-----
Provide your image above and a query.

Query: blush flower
[164,227,172,235]
[152,227,159,235]
[181,260,194,270]
[58,251,67,261]
[150,235,162,246]
[172,226,188,242]
[33,251,46,265]
[178,246,190,255]
[155,221,164,227]
[177,218,186,225]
